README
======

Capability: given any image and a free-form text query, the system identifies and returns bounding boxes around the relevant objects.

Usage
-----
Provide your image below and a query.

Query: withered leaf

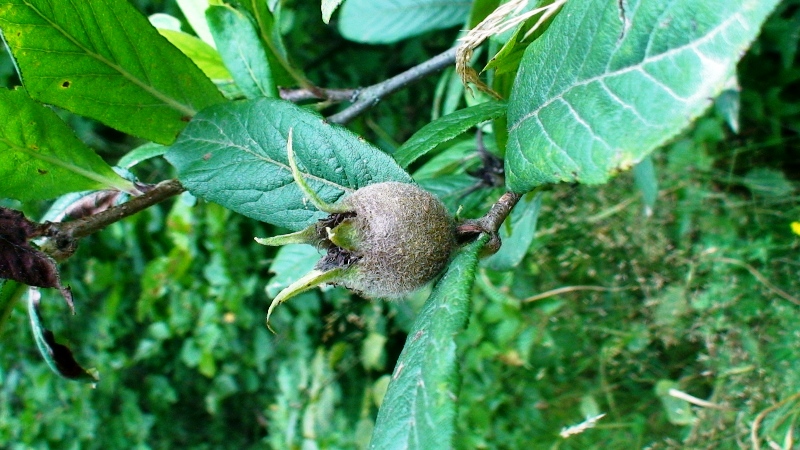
[28,288,97,382]
[0,207,74,311]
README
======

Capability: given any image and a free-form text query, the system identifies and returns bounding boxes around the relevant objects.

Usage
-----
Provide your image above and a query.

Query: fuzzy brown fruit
[255,129,459,330]
[330,181,456,298]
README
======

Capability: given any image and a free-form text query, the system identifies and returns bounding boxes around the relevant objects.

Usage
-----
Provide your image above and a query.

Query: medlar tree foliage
[0,0,784,448]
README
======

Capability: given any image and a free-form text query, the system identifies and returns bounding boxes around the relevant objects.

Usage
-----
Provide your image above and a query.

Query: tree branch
[40,179,185,259]
[279,87,357,103]
[456,191,523,255]
[327,47,459,125]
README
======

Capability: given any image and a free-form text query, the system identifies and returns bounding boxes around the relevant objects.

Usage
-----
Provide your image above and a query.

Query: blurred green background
[1,1,799,448]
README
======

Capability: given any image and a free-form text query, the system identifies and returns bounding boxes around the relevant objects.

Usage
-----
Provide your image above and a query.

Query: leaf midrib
[0,136,134,192]
[509,12,741,133]
[17,0,197,117]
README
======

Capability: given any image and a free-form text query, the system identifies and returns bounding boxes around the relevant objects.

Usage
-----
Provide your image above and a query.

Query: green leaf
[28,288,98,383]
[655,380,695,426]
[632,155,658,215]
[743,168,795,198]
[176,0,217,48]
[0,0,225,145]
[165,98,412,230]
[0,279,25,333]
[483,191,542,271]
[322,0,345,24]
[237,0,305,87]
[207,5,277,99]
[265,244,322,297]
[338,0,472,44]
[0,89,136,201]
[117,142,168,169]
[394,102,507,168]
[369,236,487,450]
[158,29,232,81]
[506,0,780,192]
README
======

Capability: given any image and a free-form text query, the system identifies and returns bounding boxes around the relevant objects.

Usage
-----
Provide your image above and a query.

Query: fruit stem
[455,190,524,255]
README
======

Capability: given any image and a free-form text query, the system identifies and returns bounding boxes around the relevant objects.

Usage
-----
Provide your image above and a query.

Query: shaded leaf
[0,89,136,201]
[0,207,68,299]
[483,191,542,271]
[655,380,695,425]
[743,168,794,197]
[338,0,471,44]
[0,0,225,144]
[633,155,658,215]
[207,5,277,98]
[394,101,507,168]
[369,236,487,450]
[165,98,412,231]
[506,0,780,192]
[28,288,97,382]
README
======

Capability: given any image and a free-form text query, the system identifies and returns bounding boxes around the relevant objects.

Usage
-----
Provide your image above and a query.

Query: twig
[712,257,800,306]
[523,285,635,303]
[667,388,735,411]
[327,47,459,125]
[40,179,185,258]
[751,391,800,450]
[456,190,523,254]
[279,87,357,103]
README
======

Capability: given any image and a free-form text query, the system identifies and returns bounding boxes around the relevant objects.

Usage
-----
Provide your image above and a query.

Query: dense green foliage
[1,0,798,449]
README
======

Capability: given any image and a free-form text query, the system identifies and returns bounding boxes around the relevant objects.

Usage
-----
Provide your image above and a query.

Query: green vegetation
[1,0,798,448]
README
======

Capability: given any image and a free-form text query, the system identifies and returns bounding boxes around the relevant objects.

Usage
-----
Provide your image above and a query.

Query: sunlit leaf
[158,29,232,81]
[0,89,135,201]
[0,0,225,144]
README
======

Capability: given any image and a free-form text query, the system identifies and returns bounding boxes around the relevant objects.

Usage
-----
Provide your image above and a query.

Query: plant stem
[279,87,357,103]
[456,190,523,254]
[41,179,185,256]
[327,47,459,125]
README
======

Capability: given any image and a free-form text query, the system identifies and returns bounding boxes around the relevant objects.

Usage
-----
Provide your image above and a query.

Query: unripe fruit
[255,129,458,330]
[329,181,456,298]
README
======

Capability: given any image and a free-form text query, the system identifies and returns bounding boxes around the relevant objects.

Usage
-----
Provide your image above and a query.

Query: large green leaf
[394,101,507,168]
[338,0,472,44]
[369,236,487,450]
[207,5,277,98]
[506,0,780,192]
[0,0,225,145]
[165,98,412,231]
[0,89,135,201]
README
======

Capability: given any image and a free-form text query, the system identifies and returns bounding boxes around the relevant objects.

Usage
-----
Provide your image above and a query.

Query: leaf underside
[0,0,224,145]
[338,0,472,44]
[506,0,780,192]
[28,289,96,382]
[369,236,487,450]
[165,98,412,231]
